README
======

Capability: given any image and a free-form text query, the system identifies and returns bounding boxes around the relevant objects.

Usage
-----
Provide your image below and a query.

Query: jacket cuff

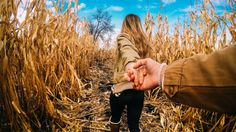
[163,59,187,97]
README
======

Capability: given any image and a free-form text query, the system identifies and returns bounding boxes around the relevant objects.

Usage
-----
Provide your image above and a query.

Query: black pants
[110,89,144,132]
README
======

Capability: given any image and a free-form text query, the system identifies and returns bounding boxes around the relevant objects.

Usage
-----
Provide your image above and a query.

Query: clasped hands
[124,58,167,90]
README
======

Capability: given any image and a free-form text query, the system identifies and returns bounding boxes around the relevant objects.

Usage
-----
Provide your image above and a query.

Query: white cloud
[211,0,228,6]
[137,4,157,10]
[107,6,123,12]
[78,3,86,10]
[180,4,201,13]
[79,7,97,15]
[179,3,227,17]
[180,6,194,12]
[70,3,86,13]
[162,0,176,5]
[65,0,74,2]
[46,1,53,7]
[45,1,58,15]
[142,5,157,10]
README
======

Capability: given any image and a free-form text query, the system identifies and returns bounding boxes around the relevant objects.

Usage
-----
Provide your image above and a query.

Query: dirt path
[78,55,167,131]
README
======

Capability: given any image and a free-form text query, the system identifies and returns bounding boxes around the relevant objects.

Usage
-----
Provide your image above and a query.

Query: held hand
[124,58,166,90]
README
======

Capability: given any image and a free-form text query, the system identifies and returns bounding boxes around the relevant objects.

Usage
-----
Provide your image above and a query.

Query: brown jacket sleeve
[163,45,236,114]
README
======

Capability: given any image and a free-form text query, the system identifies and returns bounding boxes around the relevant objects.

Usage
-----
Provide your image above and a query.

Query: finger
[127,69,133,80]
[123,73,130,81]
[125,69,135,81]
[139,71,144,85]
[137,83,144,90]
[143,65,147,76]
[134,70,139,87]
[128,68,135,74]
[136,67,143,85]
[136,85,142,90]
[132,82,139,90]
[131,74,135,81]
[133,59,147,69]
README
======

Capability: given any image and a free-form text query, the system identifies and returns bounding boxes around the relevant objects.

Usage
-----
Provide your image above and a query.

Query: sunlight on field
[0,0,235,131]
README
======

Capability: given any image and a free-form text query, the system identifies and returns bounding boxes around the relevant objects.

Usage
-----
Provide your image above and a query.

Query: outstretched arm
[126,45,236,114]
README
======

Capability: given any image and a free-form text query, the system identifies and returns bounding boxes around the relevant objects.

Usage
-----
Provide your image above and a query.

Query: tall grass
[143,0,236,131]
[0,0,101,131]
[0,0,235,131]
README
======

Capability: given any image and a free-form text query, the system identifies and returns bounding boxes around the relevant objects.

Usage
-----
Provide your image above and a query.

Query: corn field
[0,0,235,131]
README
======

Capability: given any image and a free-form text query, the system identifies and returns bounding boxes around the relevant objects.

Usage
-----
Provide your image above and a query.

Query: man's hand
[124,58,166,90]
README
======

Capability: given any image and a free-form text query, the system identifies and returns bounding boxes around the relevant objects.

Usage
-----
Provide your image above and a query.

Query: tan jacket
[113,33,140,83]
[163,44,236,114]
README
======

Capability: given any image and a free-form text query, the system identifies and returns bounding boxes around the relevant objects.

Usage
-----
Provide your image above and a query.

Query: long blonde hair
[121,14,150,58]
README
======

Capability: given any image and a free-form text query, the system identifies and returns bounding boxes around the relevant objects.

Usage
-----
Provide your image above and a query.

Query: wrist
[160,64,167,90]
[157,63,167,88]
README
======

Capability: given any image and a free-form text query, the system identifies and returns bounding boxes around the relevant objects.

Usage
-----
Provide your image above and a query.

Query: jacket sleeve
[117,34,140,67]
[163,44,236,114]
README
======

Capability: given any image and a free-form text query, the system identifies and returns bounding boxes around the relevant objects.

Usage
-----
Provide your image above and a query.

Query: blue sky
[42,0,235,45]
[38,0,234,45]
[15,0,234,46]
[18,0,235,35]
[71,0,234,32]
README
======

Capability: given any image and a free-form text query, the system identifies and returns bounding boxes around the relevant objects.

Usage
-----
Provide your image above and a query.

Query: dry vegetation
[0,0,235,131]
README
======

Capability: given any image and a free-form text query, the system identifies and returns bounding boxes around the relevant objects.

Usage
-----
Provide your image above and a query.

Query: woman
[109,14,151,132]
